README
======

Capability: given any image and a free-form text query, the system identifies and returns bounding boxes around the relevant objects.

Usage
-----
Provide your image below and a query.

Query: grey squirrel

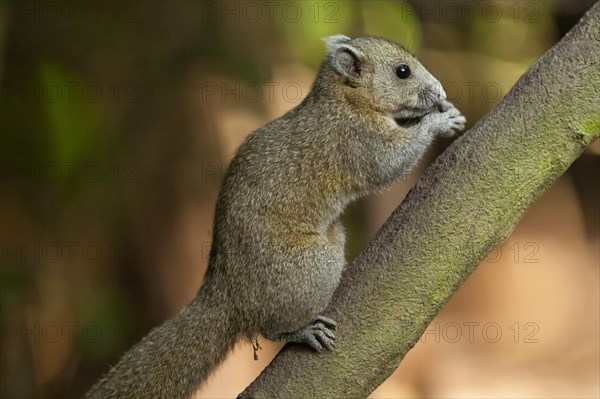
[85,35,465,398]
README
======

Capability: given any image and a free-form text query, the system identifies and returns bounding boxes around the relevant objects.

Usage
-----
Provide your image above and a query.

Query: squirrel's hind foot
[268,315,337,352]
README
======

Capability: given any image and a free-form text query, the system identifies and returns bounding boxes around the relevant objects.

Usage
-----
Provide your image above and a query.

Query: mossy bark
[240,3,600,398]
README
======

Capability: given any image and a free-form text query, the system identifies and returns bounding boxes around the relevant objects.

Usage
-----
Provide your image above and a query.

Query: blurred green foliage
[40,63,102,167]
[362,1,421,50]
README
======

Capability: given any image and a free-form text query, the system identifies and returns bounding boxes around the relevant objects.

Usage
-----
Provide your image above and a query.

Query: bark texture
[240,3,600,398]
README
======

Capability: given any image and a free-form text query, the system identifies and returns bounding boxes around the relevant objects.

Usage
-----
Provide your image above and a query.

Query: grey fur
[323,34,351,53]
[84,35,465,399]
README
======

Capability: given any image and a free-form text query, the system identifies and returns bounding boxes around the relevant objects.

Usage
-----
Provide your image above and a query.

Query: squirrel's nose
[432,81,446,102]
[439,85,447,101]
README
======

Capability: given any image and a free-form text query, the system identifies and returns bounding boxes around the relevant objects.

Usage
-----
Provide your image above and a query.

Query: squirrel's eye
[395,64,411,79]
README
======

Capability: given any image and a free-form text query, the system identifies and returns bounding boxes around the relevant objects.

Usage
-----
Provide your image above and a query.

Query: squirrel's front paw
[440,103,467,137]
[425,101,466,138]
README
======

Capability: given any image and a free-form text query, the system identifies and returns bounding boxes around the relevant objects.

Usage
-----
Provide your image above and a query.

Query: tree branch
[240,3,600,398]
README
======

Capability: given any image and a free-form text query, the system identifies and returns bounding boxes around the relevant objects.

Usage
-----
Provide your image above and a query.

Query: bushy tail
[85,286,237,399]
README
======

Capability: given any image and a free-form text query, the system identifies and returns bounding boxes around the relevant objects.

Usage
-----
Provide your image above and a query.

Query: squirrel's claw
[314,315,337,329]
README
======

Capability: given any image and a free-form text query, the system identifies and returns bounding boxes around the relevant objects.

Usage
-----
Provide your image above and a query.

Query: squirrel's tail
[85,282,238,399]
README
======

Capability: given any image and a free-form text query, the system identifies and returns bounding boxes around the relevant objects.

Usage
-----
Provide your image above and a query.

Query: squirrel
[85,35,466,398]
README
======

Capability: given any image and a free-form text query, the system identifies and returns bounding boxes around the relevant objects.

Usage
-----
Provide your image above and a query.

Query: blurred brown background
[1,1,598,398]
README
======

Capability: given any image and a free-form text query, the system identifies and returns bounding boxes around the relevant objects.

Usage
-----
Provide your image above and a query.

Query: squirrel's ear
[331,44,365,83]
[323,34,351,52]
[323,35,365,83]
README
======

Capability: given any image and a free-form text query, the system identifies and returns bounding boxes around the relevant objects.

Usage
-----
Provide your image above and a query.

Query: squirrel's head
[322,35,446,124]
